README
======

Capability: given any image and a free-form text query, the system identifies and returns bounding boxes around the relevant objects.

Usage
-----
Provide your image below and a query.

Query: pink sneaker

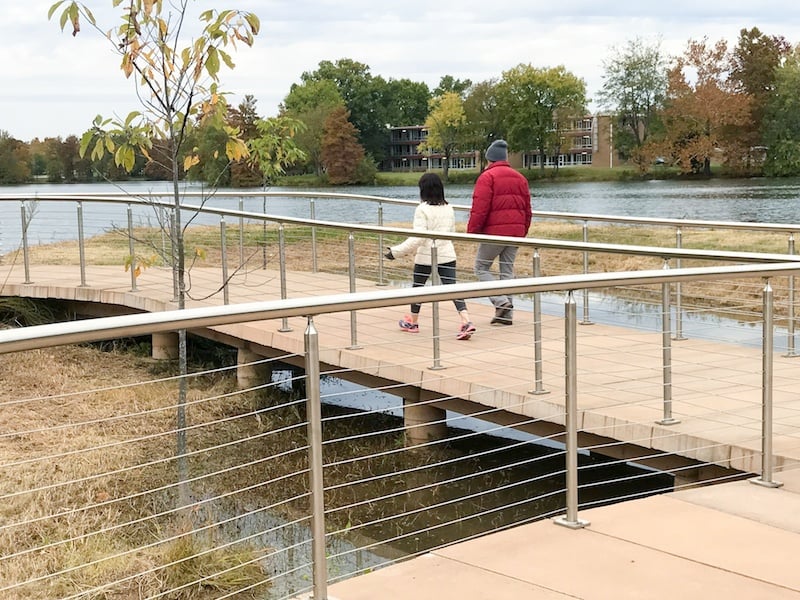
[399,316,419,333]
[456,322,476,340]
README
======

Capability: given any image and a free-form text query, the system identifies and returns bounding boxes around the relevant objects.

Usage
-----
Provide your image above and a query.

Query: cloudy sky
[3,1,800,142]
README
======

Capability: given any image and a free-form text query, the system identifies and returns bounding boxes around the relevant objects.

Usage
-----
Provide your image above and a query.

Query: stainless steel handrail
[1,262,798,354]
[0,262,792,600]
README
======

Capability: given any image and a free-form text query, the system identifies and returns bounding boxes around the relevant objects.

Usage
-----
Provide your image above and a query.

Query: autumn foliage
[321,106,365,184]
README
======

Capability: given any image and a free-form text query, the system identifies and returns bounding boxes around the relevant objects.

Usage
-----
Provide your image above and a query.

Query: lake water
[3,177,800,254]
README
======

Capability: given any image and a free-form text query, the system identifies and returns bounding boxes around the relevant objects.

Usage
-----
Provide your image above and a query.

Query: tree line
[2,26,799,186]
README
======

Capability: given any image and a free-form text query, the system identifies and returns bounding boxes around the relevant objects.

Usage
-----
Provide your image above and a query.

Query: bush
[352,156,378,184]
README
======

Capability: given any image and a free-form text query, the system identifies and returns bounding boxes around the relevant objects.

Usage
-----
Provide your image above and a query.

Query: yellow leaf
[226,138,249,161]
[121,54,134,78]
[183,155,200,170]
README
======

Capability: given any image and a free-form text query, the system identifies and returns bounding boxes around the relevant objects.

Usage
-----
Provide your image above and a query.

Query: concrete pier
[151,331,178,360]
[236,347,271,390]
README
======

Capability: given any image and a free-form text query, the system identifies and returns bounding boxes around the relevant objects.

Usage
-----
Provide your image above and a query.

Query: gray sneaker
[490,303,513,325]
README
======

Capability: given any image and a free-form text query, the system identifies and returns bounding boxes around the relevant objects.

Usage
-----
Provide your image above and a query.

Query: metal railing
[0,263,798,599]
[3,192,800,429]
[4,191,800,334]
[2,190,800,598]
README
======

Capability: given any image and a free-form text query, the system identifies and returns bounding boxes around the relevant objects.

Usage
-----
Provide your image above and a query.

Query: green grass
[273,152,773,188]
[278,165,691,188]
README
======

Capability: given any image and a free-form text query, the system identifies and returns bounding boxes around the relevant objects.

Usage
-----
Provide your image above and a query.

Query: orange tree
[660,37,753,175]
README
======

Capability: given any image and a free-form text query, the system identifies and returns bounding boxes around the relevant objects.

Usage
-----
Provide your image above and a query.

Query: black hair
[418,172,447,205]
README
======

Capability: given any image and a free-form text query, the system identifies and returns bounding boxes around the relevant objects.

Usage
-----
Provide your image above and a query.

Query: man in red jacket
[467,139,532,325]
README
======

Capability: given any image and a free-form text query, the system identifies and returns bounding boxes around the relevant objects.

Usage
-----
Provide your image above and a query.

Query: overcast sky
[4,1,800,142]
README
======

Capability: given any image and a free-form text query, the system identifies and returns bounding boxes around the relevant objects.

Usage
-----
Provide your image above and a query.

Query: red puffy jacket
[467,161,532,237]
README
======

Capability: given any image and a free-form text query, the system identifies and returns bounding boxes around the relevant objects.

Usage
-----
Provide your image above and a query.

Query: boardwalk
[2,262,798,476]
[326,470,800,599]
[2,262,800,598]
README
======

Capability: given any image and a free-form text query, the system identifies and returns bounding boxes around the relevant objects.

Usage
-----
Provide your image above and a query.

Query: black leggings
[410,260,466,314]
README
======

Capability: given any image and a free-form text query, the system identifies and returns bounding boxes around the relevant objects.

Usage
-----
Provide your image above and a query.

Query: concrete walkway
[326,469,800,599]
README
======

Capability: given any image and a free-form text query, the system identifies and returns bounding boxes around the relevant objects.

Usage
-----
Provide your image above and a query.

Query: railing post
[278,223,291,332]
[304,317,329,599]
[657,259,679,425]
[376,202,387,286]
[127,204,137,292]
[785,233,796,357]
[77,201,87,287]
[530,249,549,395]
[220,217,230,305]
[555,290,589,529]
[674,227,686,340]
[238,197,245,270]
[580,220,593,325]
[348,232,362,349]
[751,279,783,488]
[260,195,268,270]
[310,198,318,274]
[429,243,444,370]
[20,201,31,284]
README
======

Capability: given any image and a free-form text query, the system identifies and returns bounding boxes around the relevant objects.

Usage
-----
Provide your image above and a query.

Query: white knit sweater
[390,202,458,266]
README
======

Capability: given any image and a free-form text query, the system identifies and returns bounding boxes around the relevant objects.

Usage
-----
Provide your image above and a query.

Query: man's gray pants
[474,242,518,309]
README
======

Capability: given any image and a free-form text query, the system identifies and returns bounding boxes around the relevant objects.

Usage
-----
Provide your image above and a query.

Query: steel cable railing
[1,193,800,598]
[0,277,794,598]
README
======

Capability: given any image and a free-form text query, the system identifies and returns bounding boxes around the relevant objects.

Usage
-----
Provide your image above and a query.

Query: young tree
[418,92,467,182]
[597,37,668,169]
[496,64,586,171]
[50,1,259,304]
[49,0,260,498]
[247,116,307,185]
[321,106,365,184]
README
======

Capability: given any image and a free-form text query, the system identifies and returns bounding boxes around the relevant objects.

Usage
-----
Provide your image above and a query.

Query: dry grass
[0,340,563,598]
[0,346,270,599]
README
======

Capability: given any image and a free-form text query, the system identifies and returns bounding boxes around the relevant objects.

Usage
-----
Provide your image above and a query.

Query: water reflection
[254,370,673,598]
[532,291,774,350]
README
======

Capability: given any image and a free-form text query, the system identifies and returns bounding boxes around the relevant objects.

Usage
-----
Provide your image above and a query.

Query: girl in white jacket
[385,173,476,340]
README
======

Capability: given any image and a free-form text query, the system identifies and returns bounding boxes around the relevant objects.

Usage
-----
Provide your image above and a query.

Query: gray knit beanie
[486,139,508,162]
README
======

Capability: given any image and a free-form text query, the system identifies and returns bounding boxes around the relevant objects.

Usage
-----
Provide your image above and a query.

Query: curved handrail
[1,261,798,353]
[2,192,798,264]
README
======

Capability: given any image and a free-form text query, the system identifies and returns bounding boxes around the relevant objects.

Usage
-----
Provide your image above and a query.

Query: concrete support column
[152,331,179,360]
[403,395,446,446]
[237,347,271,390]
